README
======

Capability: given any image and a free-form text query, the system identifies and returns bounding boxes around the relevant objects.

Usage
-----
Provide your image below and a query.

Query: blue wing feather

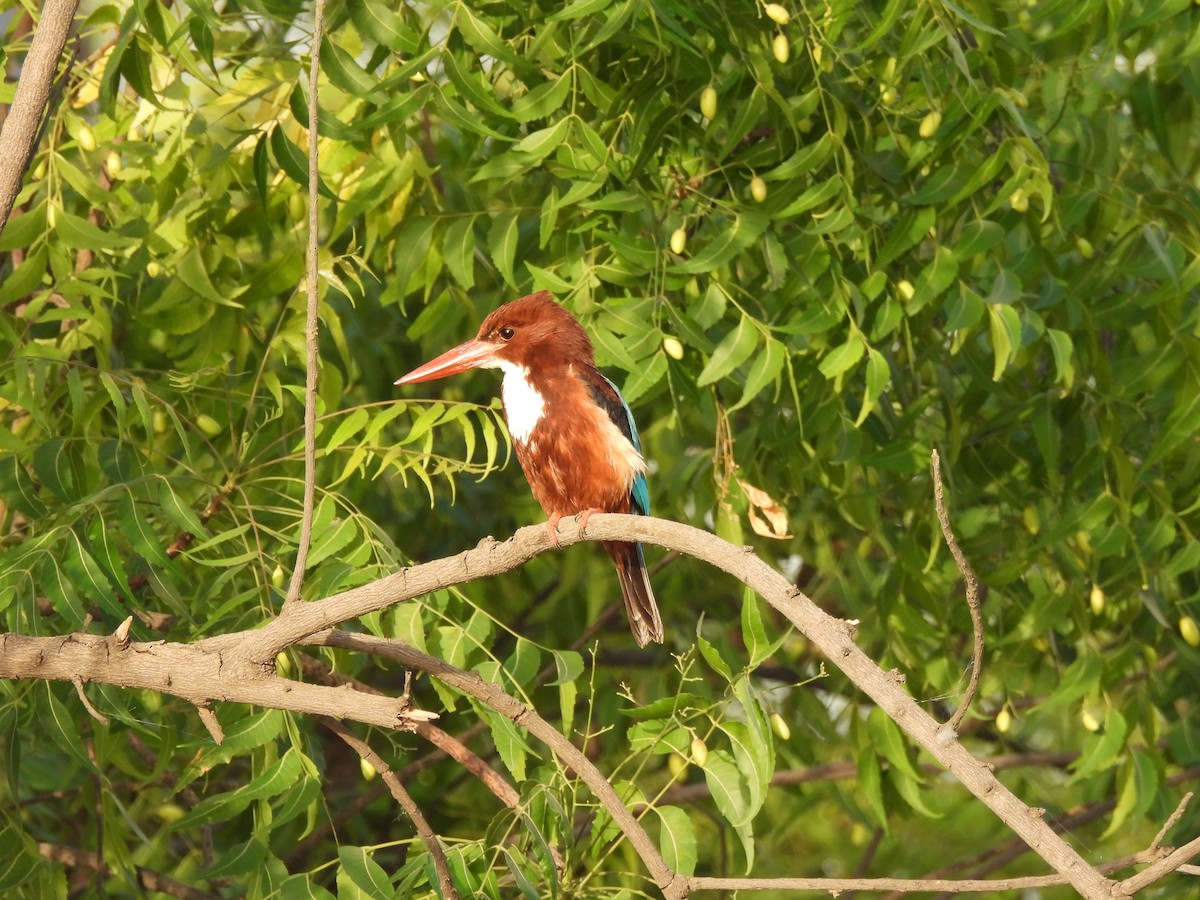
[587,372,650,516]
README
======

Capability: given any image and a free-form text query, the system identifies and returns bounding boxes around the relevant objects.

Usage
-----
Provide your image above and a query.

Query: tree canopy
[1,0,1199,897]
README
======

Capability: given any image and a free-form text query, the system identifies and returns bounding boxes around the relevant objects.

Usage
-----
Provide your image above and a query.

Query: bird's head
[395,291,595,385]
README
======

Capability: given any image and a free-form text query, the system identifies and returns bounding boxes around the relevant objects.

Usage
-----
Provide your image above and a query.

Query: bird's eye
[499,326,515,341]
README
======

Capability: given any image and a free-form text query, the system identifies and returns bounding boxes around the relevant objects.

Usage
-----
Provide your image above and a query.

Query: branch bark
[322,718,458,899]
[0,0,80,236]
[4,514,1190,898]
[285,0,325,606]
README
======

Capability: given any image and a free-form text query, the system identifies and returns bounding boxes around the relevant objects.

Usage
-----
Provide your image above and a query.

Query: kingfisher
[395,291,664,647]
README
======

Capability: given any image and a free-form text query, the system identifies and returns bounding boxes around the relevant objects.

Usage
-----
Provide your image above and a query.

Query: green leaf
[338,847,392,900]
[696,627,734,682]
[443,50,513,120]
[1045,328,1074,386]
[697,315,759,387]
[911,246,959,310]
[279,874,337,900]
[548,0,614,21]
[818,332,865,380]
[444,216,475,289]
[269,125,336,200]
[174,748,304,829]
[1040,654,1102,710]
[876,207,936,269]
[390,216,438,301]
[0,248,47,307]
[656,806,698,876]
[702,748,753,825]
[986,303,1023,381]
[488,210,521,288]
[867,707,924,782]
[1102,749,1159,838]
[325,408,371,450]
[943,287,984,331]
[731,337,786,411]
[673,210,769,274]
[187,14,216,75]
[349,0,417,52]
[510,75,572,122]
[204,839,268,878]
[856,347,890,426]
[455,5,527,68]
[1070,708,1128,780]
[322,39,380,99]
[157,479,209,538]
[118,37,162,107]
[762,134,834,182]
[952,220,1005,261]
[55,211,136,251]
[856,743,890,831]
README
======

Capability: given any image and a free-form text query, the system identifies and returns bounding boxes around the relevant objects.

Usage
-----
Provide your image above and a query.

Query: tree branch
[0,0,80,235]
[322,718,458,899]
[0,631,427,731]
[6,514,1192,897]
[284,0,325,606]
[932,449,983,735]
[306,628,684,898]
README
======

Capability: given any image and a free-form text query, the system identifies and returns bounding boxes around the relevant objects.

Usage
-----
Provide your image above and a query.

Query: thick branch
[0,632,422,731]
[4,515,1171,897]
[0,0,80,234]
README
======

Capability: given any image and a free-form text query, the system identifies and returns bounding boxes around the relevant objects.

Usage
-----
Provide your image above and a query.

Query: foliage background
[2,0,1199,896]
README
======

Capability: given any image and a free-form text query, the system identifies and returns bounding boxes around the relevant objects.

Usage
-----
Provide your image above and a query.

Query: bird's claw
[577,507,601,535]
[544,513,562,546]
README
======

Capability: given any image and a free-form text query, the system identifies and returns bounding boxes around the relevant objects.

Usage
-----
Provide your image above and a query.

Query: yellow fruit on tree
[764,3,790,25]
[772,33,790,64]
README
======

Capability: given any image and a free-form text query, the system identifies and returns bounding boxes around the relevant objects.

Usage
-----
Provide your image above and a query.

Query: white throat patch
[497,360,545,444]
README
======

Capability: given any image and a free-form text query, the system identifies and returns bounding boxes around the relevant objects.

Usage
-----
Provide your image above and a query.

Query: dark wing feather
[583,369,650,516]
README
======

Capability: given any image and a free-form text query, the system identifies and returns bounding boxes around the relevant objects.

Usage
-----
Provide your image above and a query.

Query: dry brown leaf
[738,479,792,539]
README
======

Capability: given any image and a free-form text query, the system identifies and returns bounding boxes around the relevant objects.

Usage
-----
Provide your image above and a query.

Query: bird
[394,291,664,647]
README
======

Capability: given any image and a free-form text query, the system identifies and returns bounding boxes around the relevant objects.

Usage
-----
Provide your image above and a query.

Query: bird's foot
[577,507,603,534]
[544,513,563,546]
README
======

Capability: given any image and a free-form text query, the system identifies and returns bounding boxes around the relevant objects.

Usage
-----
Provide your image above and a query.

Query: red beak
[394,338,499,385]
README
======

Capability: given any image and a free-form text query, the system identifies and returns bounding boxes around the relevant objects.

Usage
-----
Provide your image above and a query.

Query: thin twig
[195,705,224,744]
[1119,833,1200,895]
[1151,791,1192,850]
[322,718,458,899]
[300,651,521,807]
[284,0,325,606]
[932,449,983,735]
[307,629,685,898]
[0,0,81,233]
[71,676,108,726]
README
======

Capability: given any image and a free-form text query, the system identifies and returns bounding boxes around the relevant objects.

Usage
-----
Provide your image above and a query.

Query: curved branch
[931,449,983,734]
[0,632,424,731]
[5,514,1180,897]
[0,0,80,234]
[307,629,684,898]
[322,718,457,899]
[208,514,1111,895]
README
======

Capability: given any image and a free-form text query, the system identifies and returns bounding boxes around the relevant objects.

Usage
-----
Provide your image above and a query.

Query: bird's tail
[604,541,664,647]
